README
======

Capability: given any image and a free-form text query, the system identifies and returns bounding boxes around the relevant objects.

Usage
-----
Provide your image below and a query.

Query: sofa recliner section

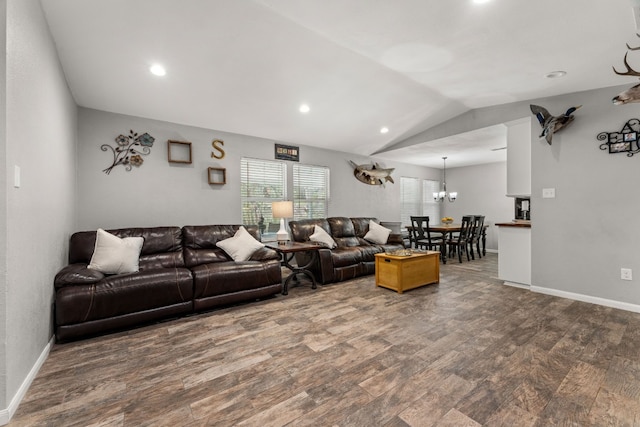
[54,225,282,341]
[289,217,404,285]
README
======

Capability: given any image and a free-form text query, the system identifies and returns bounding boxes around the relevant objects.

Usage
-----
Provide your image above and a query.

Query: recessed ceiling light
[299,104,310,113]
[545,70,567,79]
[150,64,166,76]
[380,127,389,134]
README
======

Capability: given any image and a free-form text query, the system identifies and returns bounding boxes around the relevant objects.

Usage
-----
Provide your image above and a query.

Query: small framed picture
[167,140,192,164]
[609,141,631,153]
[624,132,637,142]
[208,167,226,185]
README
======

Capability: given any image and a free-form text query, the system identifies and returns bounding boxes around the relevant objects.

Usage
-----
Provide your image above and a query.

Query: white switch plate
[14,165,20,188]
[622,268,633,281]
[542,188,555,198]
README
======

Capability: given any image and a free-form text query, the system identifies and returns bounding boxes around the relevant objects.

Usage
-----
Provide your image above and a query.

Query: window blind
[293,164,330,220]
[400,177,420,227]
[422,179,441,223]
[240,157,286,227]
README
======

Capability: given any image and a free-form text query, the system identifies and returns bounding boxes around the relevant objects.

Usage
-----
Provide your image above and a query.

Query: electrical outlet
[542,188,555,198]
[621,268,633,281]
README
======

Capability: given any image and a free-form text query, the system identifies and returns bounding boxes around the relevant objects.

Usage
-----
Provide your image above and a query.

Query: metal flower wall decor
[101,130,155,174]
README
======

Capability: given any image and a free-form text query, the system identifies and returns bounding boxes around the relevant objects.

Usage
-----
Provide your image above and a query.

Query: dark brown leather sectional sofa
[288,217,404,284]
[54,225,282,341]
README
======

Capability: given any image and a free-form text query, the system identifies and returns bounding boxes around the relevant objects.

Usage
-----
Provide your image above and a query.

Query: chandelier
[433,156,457,202]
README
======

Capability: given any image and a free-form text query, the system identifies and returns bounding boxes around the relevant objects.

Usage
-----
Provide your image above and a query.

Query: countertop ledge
[496,221,531,228]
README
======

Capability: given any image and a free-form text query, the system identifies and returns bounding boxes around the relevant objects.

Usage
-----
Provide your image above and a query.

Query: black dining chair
[410,216,445,260]
[468,215,485,260]
[445,215,473,263]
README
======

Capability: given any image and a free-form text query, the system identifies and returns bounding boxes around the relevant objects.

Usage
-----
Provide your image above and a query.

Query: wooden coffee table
[375,250,440,293]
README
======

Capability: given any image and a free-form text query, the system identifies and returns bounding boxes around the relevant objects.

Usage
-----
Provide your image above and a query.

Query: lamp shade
[271,201,293,218]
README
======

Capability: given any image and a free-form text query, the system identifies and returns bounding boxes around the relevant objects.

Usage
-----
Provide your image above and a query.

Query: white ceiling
[40,0,640,168]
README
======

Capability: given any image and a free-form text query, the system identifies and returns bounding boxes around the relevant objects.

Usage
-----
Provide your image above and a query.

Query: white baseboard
[485,249,498,254]
[0,335,54,425]
[531,286,640,314]
[503,281,530,290]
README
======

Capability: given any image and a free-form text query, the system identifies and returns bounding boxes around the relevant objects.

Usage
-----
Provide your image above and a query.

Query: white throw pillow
[88,228,144,274]
[364,220,392,244]
[309,225,337,249]
[216,226,265,262]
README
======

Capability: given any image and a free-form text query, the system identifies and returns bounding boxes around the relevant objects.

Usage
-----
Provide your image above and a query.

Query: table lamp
[271,201,293,244]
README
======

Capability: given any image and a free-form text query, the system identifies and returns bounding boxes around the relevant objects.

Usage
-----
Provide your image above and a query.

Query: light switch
[542,188,555,198]
[14,165,20,188]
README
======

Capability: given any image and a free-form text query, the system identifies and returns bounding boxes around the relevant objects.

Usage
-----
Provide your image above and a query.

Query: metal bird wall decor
[530,104,581,145]
[348,161,394,186]
[612,33,640,105]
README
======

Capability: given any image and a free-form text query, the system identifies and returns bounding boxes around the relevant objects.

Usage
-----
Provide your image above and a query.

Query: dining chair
[445,215,473,263]
[410,216,444,254]
[468,215,485,260]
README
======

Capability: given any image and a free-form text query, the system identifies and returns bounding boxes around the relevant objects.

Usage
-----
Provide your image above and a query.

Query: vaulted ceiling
[41,0,639,167]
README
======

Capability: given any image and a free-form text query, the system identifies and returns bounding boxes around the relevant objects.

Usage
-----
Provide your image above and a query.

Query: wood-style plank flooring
[9,253,640,426]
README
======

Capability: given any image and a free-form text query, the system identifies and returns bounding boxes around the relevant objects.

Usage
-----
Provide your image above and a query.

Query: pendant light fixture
[433,156,457,202]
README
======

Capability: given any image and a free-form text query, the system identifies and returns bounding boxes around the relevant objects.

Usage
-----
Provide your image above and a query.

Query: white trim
[503,281,529,290]
[531,286,640,314]
[485,249,498,254]
[0,336,54,426]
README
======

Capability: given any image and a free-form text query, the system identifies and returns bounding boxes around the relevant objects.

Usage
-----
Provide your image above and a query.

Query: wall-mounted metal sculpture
[530,104,581,145]
[612,34,640,105]
[597,118,640,156]
[101,130,155,174]
[349,160,394,186]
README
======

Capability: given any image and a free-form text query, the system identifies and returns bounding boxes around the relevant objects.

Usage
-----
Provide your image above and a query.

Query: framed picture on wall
[609,141,632,153]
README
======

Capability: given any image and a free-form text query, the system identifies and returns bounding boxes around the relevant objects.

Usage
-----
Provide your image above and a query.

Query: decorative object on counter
[207,167,226,185]
[167,140,192,164]
[530,104,581,145]
[271,200,293,244]
[441,217,454,225]
[275,143,299,162]
[612,33,640,105]
[211,139,225,159]
[597,118,640,156]
[101,130,155,174]
[433,157,457,202]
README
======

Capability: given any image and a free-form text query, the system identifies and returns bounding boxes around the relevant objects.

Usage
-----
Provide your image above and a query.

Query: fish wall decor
[349,161,394,186]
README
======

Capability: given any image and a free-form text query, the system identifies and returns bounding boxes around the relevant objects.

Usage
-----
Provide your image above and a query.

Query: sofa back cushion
[350,217,379,238]
[289,218,331,243]
[69,227,185,269]
[182,224,262,267]
[328,217,362,247]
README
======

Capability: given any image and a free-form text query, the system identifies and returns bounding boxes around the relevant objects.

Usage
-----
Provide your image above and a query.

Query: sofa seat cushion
[55,268,193,326]
[330,247,364,267]
[191,259,281,298]
[356,245,385,262]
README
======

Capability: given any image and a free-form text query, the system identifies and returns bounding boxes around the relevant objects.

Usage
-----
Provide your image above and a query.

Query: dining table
[405,223,487,261]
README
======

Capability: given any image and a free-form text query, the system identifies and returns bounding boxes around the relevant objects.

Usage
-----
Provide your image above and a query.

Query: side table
[265,241,322,295]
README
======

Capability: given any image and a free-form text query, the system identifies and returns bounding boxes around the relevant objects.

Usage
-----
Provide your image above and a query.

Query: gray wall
[3,0,77,416]
[77,107,440,230]
[531,84,640,307]
[441,162,513,251]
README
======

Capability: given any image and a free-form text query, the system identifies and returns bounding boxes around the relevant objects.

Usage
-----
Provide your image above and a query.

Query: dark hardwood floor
[9,253,640,426]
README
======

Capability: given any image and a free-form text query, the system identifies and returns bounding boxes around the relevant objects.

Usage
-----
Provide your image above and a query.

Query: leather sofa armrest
[316,248,335,284]
[250,247,281,262]
[388,233,404,246]
[54,264,105,289]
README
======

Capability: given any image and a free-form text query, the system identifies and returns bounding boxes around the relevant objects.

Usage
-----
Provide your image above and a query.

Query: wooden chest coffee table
[374,251,440,293]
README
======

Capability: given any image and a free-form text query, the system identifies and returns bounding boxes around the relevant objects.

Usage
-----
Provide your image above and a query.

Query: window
[422,179,441,223]
[293,164,330,220]
[400,177,420,227]
[240,158,286,229]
